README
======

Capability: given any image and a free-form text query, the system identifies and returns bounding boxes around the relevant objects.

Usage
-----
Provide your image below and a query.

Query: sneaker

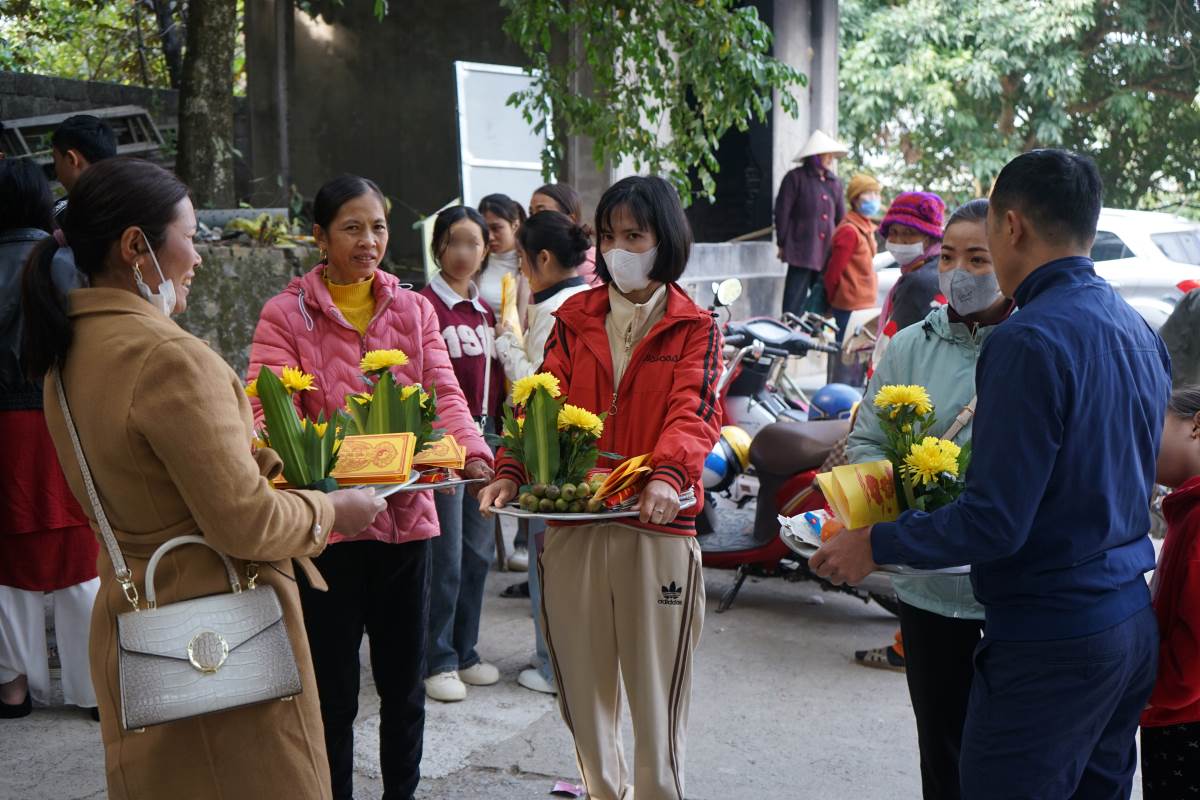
[518,668,557,695]
[459,662,500,686]
[507,546,530,571]
[854,644,906,672]
[424,671,467,702]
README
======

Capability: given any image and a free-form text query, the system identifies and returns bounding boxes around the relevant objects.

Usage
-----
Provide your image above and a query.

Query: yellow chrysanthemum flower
[400,384,430,407]
[874,384,933,417]
[511,372,562,406]
[902,437,961,485]
[306,421,329,438]
[244,379,259,398]
[280,366,317,393]
[361,349,410,374]
[557,404,604,437]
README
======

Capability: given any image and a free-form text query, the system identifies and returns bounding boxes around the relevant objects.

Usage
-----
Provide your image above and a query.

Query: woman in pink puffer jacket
[247,174,492,800]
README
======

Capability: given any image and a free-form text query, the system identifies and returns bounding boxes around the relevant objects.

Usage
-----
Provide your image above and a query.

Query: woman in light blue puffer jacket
[847,199,1014,800]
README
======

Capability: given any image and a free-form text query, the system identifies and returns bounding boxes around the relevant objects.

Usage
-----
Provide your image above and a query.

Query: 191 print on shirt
[440,324,493,359]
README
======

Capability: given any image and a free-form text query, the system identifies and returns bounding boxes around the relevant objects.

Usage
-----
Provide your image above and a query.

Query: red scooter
[696,283,898,613]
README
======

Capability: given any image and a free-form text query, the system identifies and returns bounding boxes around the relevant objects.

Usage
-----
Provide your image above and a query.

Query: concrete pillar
[244,0,292,207]
[770,0,813,203]
[810,0,839,135]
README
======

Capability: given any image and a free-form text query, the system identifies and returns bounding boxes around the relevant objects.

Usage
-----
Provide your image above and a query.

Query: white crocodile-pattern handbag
[55,369,303,730]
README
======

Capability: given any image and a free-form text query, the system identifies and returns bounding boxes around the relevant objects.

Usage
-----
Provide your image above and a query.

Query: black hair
[1168,386,1200,420]
[431,205,490,273]
[312,174,387,230]
[21,157,189,377]
[532,182,584,223]
[945,198,990,232]
[0,159,55,234]
[517,211,590,275]
[51,115,117,164]
[989,149,1102,246]
[593,176,693,286]
[478,193,526,226]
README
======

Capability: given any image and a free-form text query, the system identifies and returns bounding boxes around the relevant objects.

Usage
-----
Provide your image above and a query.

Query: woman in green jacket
[847,199,1012,800]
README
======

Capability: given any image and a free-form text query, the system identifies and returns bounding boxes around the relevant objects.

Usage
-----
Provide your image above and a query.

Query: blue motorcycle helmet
[808,383,862,421]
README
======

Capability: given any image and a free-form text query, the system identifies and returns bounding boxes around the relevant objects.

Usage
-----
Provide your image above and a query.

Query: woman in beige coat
[21,157,386,798]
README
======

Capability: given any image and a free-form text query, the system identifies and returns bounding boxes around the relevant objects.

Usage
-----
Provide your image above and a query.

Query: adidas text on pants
[539,523,705,800]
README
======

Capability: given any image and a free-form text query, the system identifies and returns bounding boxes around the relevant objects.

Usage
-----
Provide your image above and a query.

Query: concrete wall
[0,71,252,200]
[0,71,177,122]
[176,243,321,376]
[246,0,528,264]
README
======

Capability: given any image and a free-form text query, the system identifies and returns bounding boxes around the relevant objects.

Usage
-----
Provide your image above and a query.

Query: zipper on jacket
[607,320,637,419]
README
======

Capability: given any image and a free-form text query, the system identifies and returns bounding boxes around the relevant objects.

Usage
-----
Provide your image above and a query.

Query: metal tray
[778,517,969,577]
[351,470,422,498]
[493,494,697,522]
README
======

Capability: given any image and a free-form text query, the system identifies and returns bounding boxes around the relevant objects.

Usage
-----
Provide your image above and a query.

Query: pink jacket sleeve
[415,295,493,467]
[246,296,305,428]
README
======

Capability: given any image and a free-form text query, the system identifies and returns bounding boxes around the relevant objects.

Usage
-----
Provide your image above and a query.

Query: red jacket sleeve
[647,316,724,493]
[823,224,858,297]
[494,316,576,486]
[1149,556,1200,711]
[415,295,492,467]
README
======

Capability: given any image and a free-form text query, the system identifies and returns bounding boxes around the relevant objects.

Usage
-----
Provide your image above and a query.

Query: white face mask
[885,240,927,266]
[133,230,177,317]
[605,245,659,294]
[938,268,1003,316]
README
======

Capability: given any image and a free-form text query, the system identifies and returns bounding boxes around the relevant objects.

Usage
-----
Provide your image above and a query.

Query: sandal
[854,643,906,672]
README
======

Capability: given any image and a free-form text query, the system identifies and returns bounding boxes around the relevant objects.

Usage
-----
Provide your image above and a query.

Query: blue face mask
[858,198,881,218]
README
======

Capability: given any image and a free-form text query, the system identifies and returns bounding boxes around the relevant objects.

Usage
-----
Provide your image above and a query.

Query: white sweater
[495,278,593,382]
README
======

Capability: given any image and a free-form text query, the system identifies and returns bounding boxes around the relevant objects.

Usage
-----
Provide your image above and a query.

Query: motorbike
[696,279,898,613]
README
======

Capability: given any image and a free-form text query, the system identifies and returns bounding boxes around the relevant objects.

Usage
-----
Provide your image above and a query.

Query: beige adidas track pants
[539,522,705,800]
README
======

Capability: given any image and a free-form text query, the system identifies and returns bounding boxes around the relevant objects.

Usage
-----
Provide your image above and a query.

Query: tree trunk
[177,0,237,208]
[150,0,185,89]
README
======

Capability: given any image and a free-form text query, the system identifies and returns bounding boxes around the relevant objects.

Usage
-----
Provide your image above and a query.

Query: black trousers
[897,600,984,800]
[781,265,819,318]
[1141,721,1200,799]
[300,538,432,800]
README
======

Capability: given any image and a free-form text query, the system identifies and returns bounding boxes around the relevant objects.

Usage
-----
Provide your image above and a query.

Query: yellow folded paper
[413,435,467,470]
[500,272,524,346]
[815,460,900,528]
[331,433,417,485]
[594,453,653,502]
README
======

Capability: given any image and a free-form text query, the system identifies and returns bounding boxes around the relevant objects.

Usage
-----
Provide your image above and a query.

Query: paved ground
[3,507,1150,800]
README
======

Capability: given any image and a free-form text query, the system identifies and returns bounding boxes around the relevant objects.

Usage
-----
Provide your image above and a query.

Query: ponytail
[518,211,591,273]
[20,238,71,377]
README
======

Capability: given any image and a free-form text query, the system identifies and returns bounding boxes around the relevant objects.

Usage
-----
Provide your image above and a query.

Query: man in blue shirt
[812,149,1171,798]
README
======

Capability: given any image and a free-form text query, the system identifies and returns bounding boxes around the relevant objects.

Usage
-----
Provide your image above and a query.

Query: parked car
[873,208,1200,330]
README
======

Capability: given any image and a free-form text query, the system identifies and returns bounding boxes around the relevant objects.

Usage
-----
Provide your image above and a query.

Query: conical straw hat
[792,129,849,162]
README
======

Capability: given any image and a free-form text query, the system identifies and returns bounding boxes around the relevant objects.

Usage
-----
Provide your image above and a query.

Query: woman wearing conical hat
[773,129,849,317]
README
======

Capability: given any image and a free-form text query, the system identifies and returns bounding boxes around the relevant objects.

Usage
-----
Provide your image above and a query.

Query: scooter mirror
[714,278,743,308]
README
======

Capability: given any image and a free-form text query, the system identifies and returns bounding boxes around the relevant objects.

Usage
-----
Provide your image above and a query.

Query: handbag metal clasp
[187,631,230,673]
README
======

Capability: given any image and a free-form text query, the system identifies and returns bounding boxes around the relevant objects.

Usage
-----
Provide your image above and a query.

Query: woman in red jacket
[1142,385,1200,798]
[479,176,722,800]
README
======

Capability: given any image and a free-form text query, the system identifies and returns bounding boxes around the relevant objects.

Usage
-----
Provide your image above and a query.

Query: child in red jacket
[1142,385,1200,798]
[480,176,722,800]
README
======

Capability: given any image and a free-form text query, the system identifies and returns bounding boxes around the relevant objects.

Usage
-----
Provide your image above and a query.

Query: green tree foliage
[0,0,174,87]
[840,0,1200,209]
[501,0,807,204]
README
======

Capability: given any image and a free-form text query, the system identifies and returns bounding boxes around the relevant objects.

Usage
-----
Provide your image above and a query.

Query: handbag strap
[53,367,140,610]
[942,396,978,442]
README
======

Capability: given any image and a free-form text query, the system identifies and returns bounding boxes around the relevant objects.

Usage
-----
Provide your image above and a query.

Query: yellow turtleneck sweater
[324,272,376,335]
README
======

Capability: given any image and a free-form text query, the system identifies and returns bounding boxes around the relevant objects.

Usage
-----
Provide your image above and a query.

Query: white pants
[0,580,99,707]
